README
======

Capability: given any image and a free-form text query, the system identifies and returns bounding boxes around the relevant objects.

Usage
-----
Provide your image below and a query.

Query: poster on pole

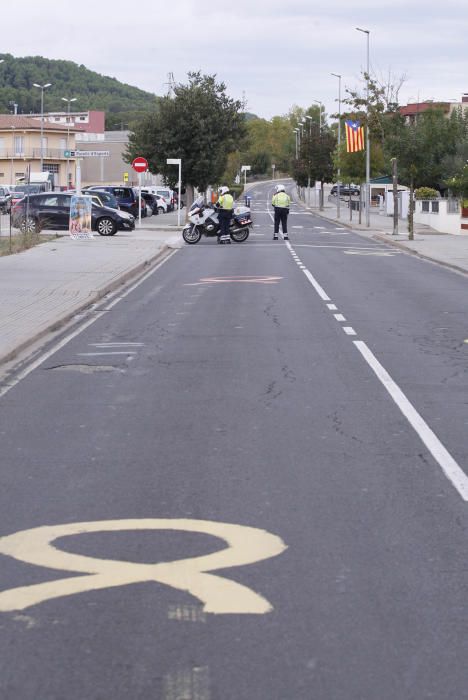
[69,195,93,239]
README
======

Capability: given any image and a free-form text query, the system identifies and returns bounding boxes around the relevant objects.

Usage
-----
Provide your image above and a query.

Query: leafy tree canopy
[126,72,246,196]
[0,53,159,129]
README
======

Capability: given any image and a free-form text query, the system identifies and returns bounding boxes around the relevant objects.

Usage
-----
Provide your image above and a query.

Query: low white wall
[414,200,461,235]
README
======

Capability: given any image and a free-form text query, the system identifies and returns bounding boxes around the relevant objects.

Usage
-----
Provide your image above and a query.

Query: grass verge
[0,231,60,256]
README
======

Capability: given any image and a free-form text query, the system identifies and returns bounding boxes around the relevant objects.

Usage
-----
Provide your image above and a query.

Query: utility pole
[62,97,77,189]
[331,73,342,219]
[356,27,371,226]
[33,82,52,174]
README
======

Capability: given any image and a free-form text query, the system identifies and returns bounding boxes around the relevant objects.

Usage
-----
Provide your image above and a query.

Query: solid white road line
[77,352,138,356]
[354,340,468,501]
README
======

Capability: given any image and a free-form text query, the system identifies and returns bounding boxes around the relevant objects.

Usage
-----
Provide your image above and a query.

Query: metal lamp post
[331,73,342,219]
[312,100,323,131]
[293,129,299,159]
[33,82,52,174]
[356,27,371,227]
[10,125,15,183]
[61,97,76,189]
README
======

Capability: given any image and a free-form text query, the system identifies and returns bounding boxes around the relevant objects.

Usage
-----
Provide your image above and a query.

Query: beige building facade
[0,115,82,189]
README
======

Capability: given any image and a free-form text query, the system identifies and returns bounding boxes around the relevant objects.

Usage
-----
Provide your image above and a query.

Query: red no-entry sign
[132,157,148,173]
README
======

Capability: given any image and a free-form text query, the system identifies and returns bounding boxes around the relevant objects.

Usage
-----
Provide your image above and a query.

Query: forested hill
[0,54,159,130]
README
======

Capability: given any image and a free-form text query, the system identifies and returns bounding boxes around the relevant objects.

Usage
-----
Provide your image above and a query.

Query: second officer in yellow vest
[271,184,291,240]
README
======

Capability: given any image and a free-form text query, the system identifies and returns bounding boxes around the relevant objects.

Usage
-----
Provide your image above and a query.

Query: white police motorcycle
[182,196,252,244]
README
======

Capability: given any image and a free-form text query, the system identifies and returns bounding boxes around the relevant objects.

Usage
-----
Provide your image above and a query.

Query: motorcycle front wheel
[230,227,249,243]
[182,224,202,244]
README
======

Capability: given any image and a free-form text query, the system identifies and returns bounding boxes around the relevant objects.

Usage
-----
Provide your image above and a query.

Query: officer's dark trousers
[218,210,232,238]
[274,207,289,233]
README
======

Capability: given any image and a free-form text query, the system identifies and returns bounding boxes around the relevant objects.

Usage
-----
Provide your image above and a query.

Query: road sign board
[132,157,148,173]
[63,150,110,158]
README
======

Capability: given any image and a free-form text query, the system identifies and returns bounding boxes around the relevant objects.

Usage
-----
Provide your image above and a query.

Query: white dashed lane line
[284,239,468,502]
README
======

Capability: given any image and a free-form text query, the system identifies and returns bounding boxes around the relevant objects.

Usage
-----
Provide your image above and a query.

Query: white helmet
[218,186,230,195]
[275,184,285,192]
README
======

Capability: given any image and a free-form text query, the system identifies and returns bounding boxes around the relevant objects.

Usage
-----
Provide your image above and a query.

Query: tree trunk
[320,181,324,211]
[185,184,195,221]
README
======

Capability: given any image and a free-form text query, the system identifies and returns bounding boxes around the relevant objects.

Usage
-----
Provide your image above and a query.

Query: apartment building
[0,115,83,188]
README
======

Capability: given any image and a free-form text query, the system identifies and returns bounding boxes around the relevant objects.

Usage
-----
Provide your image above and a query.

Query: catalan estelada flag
[345,120,364,152]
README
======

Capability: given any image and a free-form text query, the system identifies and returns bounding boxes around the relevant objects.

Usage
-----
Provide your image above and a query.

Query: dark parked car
[0,187,11,213]
[11,193,135,236]
[330,184,360,196]
[86,190,120,210]
[141,191,159,215]
[87,186,145,218]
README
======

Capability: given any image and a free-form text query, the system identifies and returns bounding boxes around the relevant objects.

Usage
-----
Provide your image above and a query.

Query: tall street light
[356,27,370,226]
[293,129,299,159]
[331,73,342,219]
[33,82,52,174]
[62,97,77,189]
[312,100,323,131]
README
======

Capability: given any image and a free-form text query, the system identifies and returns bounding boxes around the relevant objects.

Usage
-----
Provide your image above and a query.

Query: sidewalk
[296,195,468,277]
[0,211,183,366]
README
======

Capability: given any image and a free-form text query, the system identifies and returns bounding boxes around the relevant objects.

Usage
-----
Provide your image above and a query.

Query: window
[43,163,59,174]
[41,195,59,207]
[14,136,24,156]
[0,137,4,155]
[60,138,67,150]
[422,201,429,212]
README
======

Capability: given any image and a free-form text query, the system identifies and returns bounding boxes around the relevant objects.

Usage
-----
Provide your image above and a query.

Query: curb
[371,233,468,277]
[0,244,171,366]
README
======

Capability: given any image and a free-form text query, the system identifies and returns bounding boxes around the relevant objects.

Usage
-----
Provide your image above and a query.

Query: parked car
[141,191,159,215]
[11,192,135,236]
[141,189,167,214]
[330,184,360,196]
[70,189,120,210]
[141,186,174,211]
[87,190,120,210]
[0,186,11,213]
[87,186,145,218]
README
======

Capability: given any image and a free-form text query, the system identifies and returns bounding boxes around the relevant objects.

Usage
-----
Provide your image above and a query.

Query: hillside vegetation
[0,54,159,130]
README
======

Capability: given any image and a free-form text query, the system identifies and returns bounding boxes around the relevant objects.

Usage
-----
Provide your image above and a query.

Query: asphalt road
[0,181,467,699]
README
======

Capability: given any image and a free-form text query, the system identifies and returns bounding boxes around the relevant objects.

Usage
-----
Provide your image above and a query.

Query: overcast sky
[2,0,468,120]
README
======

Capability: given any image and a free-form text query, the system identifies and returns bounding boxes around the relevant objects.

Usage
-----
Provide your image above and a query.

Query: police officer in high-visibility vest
[271,184,291,240]
[216,186,234,244]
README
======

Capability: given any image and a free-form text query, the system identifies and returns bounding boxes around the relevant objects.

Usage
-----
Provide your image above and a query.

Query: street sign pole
[131,157,149,227]
[76,159,81,195]
[139,172,142,227]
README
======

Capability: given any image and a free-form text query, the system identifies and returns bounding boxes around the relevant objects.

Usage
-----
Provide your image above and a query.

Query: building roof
[399,102,450,117]
[0,115,84,131]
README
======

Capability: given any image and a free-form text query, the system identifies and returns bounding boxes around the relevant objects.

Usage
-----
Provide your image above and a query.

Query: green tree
[294,122,336,209]
[126,72,245,208]
[385,108,462,238]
